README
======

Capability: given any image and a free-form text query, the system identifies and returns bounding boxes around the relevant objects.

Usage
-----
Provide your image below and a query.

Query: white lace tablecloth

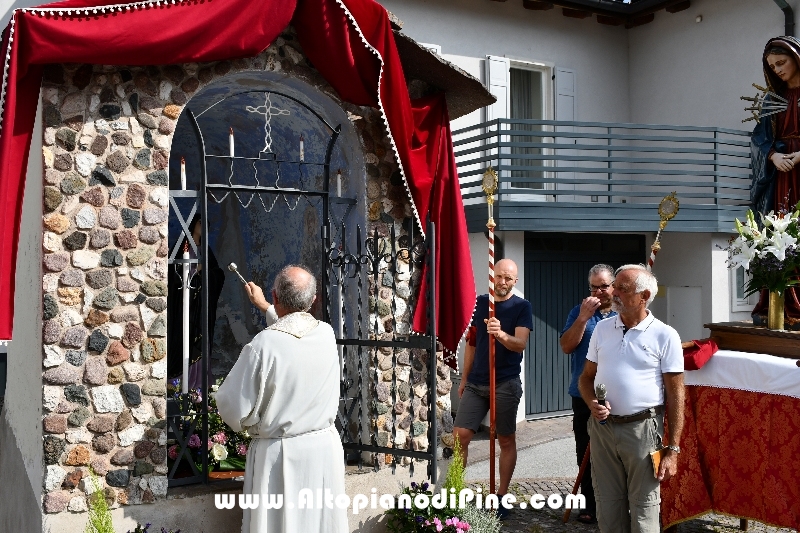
[685,349,800,399]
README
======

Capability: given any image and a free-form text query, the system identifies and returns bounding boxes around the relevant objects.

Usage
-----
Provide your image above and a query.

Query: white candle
[181,241,191,394]
[229,127,235,158]
[334,170,343,380]
[180,156,186,190]
[299,134,304,162]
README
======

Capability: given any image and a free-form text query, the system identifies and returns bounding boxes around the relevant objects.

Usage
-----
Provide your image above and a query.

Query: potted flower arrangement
[166,376,251,478]
[727,204,800,330]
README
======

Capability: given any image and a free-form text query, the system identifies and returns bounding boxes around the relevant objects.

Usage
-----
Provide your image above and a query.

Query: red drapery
[0,0,475,359]
[661,386,800,530]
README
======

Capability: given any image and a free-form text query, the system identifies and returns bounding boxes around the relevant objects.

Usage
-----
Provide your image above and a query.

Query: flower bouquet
[727,203,800,329]
[166,376,251,475]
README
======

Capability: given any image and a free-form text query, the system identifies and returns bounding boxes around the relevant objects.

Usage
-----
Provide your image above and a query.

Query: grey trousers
[588,414,663,533]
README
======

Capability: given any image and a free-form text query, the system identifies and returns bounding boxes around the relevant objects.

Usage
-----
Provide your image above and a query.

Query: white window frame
[505,59,554,200]
[730,265,757,312]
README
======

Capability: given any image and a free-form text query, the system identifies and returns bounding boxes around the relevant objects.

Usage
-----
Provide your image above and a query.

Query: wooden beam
[562,7,592,19]
[625,12,655,28]
[596,14,624,26]
[666,0,690,13]
[523,1,554,10]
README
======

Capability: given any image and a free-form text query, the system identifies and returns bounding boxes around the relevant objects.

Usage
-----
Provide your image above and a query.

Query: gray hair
[587,264,615,284]
[273,264,316,312]
[615,264,658,307]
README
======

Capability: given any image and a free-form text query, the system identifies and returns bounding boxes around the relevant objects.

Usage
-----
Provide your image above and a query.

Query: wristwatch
[666,445,681,454]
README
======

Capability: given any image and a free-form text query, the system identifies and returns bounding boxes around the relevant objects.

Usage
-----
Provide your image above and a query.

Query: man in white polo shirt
[578,264,684,533]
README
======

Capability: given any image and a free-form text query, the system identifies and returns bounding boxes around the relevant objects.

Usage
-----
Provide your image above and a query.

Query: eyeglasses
[589,284,611,292]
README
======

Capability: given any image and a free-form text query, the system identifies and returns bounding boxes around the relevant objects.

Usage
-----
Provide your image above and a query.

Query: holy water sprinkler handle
[227,263,247,285]
[596,383,608,425]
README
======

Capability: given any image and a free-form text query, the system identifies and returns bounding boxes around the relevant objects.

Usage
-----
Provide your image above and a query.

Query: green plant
[460,504,501,533]
[84,469,114,533]
[443,437,465,496]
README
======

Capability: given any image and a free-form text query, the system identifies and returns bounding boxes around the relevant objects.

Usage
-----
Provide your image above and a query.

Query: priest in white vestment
[215,265,348,533]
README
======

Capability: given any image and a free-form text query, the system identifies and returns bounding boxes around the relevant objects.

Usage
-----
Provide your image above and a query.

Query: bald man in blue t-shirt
[454,258,533,519]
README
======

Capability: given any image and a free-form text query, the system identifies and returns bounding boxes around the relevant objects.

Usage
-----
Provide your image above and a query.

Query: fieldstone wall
[39,26,452,514]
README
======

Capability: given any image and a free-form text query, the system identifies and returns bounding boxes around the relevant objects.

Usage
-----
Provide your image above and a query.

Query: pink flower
[212,431,228,445]
[187,434,201,448]
[207,439,214,451]
[168,445,178,460]
[236,444,248,456]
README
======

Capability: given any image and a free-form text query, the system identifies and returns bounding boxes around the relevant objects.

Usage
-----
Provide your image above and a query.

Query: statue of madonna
[751,37,800,215]
[750,36,800,328]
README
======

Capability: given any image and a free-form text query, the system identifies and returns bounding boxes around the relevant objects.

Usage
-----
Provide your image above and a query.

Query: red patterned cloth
[661,385,800,530]
[0,0,475,353]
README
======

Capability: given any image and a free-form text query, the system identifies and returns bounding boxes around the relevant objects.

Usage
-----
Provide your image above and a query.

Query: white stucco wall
[0,95,44,531]
[646,232,751,342]
[381,0,632,123]
[628,0,800,129]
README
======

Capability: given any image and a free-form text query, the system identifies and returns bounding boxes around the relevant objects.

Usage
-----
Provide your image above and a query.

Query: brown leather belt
[607,405,663,424]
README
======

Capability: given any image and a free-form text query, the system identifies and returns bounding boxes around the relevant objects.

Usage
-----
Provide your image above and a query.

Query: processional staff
[481,167,499,495]
[647,192,680,272]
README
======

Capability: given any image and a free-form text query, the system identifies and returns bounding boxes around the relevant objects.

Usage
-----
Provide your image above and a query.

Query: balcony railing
[454,118,752,233]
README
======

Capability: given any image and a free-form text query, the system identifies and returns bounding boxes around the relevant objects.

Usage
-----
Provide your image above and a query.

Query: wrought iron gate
[167,87,439,486]
[167,89,342,486]
[327,219,439,483]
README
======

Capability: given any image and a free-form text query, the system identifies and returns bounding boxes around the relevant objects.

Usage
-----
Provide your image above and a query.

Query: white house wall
[0,96,44,532]
[380,0,632,123]
[629,0,800,129]
[647,232,752,341]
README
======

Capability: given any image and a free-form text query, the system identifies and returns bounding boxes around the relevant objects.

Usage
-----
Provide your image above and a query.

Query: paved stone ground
[465,478,796,532]
[463,417,796,533]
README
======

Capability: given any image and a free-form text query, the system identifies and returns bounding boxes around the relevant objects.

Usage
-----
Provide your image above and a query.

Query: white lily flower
[730,239,760,270]
[763,232,797,261]
[771,216,792,234]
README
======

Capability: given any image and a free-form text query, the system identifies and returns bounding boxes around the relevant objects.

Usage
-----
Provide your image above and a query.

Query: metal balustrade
[454,118,753,233]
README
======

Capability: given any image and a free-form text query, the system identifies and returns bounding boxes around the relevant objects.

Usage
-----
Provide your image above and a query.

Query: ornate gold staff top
[648,192,680,271]
[482,167,498,229]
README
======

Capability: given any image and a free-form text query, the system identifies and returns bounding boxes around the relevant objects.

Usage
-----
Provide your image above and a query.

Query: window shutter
[486,56,511,188]
[486,56,510,122]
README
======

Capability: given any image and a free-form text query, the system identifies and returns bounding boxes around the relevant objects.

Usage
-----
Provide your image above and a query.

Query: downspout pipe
[774,0,795,37]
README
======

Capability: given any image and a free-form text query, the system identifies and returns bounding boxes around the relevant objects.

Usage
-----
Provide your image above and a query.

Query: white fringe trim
[20,0,190,17]
[0,0,193,140]
[332,0,425,238]
[0,11,17,139]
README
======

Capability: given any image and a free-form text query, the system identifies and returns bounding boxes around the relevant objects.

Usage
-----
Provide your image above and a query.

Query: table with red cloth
[661,350,800,530]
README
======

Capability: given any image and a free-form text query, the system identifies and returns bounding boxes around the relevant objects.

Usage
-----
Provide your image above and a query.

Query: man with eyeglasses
[578,265,684,533]
[559,264,616,524]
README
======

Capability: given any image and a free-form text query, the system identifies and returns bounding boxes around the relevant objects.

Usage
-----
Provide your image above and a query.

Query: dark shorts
[454,377,522,436]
